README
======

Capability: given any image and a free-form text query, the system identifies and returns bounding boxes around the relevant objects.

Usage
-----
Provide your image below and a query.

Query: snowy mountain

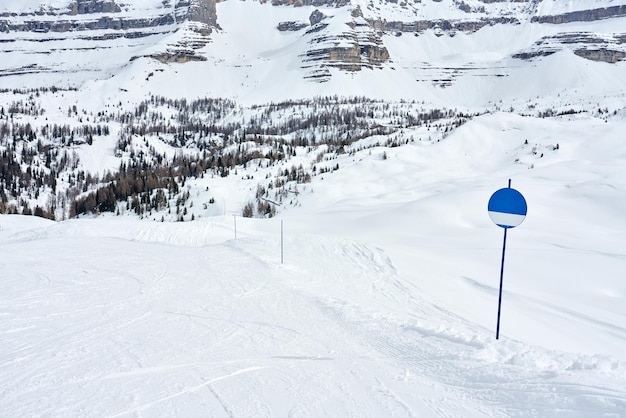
[1,2,626,415]
[0,0,623,218]
[0,0,625,100]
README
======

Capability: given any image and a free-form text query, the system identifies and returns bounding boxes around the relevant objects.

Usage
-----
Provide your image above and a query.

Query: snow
[1,0,626,415]
[536,0,626,16]
[2,111,626,416]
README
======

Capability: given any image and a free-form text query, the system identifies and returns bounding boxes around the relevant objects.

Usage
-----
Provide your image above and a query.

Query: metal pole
[234,214,237,239]
[496,226,507,340]
[496,179,512,340]
[281,220,284,264]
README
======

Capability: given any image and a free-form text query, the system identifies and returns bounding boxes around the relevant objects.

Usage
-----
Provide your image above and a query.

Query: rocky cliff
[0,0,624,89]
[1,1,185,33]
[278,0,626,76]
[0,0,218,35]
[531,5,626,24]
[513,32,626,63]
[358,1,626,64]
[0,0,219,82]
[297,7,390,81]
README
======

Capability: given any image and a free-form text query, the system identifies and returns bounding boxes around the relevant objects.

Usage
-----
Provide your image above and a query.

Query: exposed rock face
[144,51,208,63]
[277,21,309,31]
[531,6,626,24]
[358,2,626,66]
[0,15,177,33]
[0,0,217,34]
[270,0,350,7]
[287,0,626,79]
[574,48,626,64]
[69,0,122,15]
[134,0,217,63]
[309,10,326,26]
[1,0,625,88]
[311,41,389,72]
[0,2,190,34]
[363,3,625,37]
[188,0,217,26]
[186,0,217,38]
[513,32,626,64]
[368,16,519,34]
[478,0,532,3]
[301,11,390,81]
[0,0,219,84]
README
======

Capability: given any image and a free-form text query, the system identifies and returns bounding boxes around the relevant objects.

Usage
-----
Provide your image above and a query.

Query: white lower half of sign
[488,211,526,228]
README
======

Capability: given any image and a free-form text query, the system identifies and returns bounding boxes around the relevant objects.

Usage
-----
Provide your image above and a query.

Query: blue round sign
[488,187,527,228]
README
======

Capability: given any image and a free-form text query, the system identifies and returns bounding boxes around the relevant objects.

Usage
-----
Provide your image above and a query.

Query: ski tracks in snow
[2,224,625,417]
[267,234,626,417]
[107,366,271,418]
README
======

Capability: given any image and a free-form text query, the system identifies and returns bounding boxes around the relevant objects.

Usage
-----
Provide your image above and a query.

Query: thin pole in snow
[495,178,512,340]
[281,220,284,264]
[496,226,508,340]
[233,214,237,239]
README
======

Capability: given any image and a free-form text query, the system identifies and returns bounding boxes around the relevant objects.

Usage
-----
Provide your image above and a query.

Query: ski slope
[1,112,625,417]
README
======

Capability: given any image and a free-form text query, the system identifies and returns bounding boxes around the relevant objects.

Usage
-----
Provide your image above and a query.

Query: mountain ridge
[1,0,625,92]
[0,0,625,221]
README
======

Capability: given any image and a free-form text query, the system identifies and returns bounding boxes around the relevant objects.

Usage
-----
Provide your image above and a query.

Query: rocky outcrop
[270,0,349,7]
[142,51,208,63]
[511,50,557,60]
[359,2,626,67]
[359,3,625,42]
[309,10,326,26]
[0,0,220,86]
[186,0,217,37]
[478,0,533,3]
[188,0,217,26]
[135,0,218,64]
[68,0,122,15]
[306,41,389,72]
[574,48,626,63]
[0,15,177,33]
[277,21,308,32]
[0,0,217,34]
[513,32,626,64]
[367,16,519,35]
[301,10,390,81]
[532,6,626,24]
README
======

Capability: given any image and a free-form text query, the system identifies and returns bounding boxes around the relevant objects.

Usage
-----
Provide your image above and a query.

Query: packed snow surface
[2,112,625,417]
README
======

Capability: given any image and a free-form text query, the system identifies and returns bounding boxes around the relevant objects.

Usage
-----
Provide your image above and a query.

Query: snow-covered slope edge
[1,111,625,416]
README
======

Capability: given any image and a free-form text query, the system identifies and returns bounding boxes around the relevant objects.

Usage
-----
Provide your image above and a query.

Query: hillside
[0,2,626,415]
[0,0,625,219]
[2,111,626,416]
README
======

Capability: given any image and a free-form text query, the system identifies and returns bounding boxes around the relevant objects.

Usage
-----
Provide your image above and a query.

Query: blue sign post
[488,179,527,339]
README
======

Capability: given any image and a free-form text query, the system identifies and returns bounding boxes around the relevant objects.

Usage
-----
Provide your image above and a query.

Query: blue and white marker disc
[488,187,527,228]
